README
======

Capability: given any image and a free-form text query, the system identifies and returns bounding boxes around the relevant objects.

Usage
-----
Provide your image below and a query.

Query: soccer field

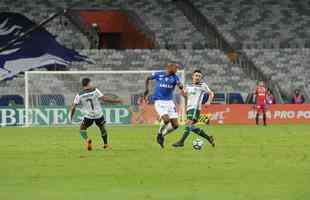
[1,125,310,200]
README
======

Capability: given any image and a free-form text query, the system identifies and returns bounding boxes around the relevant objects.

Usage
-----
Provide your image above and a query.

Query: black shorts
[81,116,106,128]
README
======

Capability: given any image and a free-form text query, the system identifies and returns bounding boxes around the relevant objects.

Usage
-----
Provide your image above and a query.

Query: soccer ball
[192,138,204,150]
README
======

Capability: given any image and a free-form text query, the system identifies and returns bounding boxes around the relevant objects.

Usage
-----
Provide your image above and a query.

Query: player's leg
[174,109,215,147]
[158,115,170,135]
[256,105,267,126]
[157,115,170,148]
[172,109,197,147]
[255,105,261,125]
[172,119,193,147]
[162,100,179,136]
[80,118,94,151]
[164,117,179,136]
[154,101,170,148]
[262,106,267,126]
[155,101,170,135]
[162,117,179,136]
[190,125,215,147]
[95,116,111,149]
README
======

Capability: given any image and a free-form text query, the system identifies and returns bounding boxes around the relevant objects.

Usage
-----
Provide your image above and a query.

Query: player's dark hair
[193,70,203,75]
[82,78,91,87]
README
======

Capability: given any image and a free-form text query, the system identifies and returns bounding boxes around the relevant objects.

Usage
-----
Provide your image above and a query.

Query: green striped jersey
[185,82,211,111]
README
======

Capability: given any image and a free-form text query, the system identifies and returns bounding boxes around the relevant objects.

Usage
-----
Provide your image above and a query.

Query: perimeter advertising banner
[131,104,310,125]
[201,104,310,125]
[0,105,131,126]
[1,104,310,126]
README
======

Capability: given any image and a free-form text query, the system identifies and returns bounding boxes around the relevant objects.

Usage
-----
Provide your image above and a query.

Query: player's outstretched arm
[144,76,152,98]
[177,81,186,96]
[205,90,214,105]
[180,89,187,98]
[177,82,184,90]
[70,94,80,123]
[69,103,76,123]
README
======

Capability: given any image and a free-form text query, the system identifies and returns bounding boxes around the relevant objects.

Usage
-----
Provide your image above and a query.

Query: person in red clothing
[254,81,267,126]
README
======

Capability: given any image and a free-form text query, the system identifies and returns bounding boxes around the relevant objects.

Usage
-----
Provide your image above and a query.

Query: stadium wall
[78,10,155,49]
[1,104,310,127]
[203,104,310,125]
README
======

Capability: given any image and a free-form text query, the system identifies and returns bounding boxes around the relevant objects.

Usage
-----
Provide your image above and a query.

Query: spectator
[291,89,305,104]
[266,89,276,104]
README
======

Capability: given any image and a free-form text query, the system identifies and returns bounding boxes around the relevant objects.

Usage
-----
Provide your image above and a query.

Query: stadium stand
[48,0,207,48]
[76,49,256,92]
[245,48,310,96]
[0,49,256,105]
[190,0,310,48]
[1,0,309,103]
[0,0,89,49]
[0,95,24,106]
[1,0,207,49]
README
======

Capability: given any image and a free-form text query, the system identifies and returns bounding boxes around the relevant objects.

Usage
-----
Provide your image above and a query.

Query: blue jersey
[150,71,180,101]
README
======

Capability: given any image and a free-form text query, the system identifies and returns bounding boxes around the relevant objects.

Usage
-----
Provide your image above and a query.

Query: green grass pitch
[1,124,310,200]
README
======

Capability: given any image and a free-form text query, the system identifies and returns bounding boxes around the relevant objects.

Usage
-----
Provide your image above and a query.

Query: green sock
[178,125,191,143]
[191,126,210,140]
[80,130,88,140]
[99,125,108,144]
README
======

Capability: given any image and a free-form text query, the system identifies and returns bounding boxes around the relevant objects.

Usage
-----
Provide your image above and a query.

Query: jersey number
[86,99,94,110]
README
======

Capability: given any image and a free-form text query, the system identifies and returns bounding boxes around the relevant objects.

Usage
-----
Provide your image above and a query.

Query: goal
[24,70,186,127]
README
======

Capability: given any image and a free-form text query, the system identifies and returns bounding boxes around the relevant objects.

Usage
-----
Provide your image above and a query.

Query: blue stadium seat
[0,95,24,106]
[228,92,244,104]
[212,93,226,104]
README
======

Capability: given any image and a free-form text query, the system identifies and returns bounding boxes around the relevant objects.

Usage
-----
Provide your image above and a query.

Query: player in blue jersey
[144,63,184,148]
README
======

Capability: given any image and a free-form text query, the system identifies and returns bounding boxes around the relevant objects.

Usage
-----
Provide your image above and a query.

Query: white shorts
[154,100,178,119]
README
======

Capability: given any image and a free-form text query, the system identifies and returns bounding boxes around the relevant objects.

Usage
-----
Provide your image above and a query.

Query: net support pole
[24,71,29,127]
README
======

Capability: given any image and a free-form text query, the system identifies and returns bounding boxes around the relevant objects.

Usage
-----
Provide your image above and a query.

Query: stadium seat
[245,48,310,95]
[0,95,24,106]
[228,92,244,104]
[212,93,226,104]
[190,0,310,48]
[0,0,89,49]
[0,49,257,105]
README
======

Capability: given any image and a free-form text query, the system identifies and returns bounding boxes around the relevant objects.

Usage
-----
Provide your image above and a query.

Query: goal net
[24,70,185,127]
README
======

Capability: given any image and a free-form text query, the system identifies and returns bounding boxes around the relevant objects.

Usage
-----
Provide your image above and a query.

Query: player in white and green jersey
[69,78,121,151]
[173,70,215,147]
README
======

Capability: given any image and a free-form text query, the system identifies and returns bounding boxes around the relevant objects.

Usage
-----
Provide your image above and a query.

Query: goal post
[24,70,186,127]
